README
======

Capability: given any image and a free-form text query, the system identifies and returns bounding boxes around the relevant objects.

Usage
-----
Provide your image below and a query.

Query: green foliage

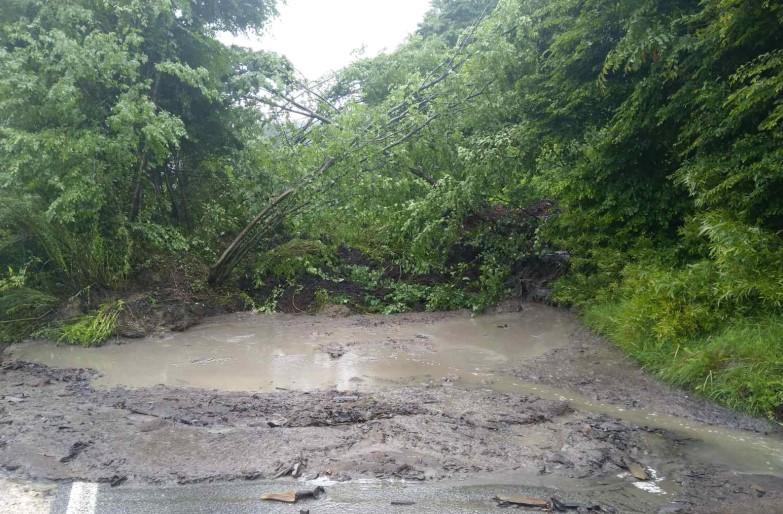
[699,214,783,307]
[313,288,330,311]
[425,283,471,311]
[0,196,131,290]
[52,300,124,347]
[381,283,430,314]
[0,265,28,292]
[252,239,335,285]
[671,318,783,419]
[345,265,384,290]
[598,262,729,344]
[418,0,499,45]
[0,0,281,298]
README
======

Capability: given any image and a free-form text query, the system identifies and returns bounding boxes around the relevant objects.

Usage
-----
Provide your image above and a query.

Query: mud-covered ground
[1,306,782,513]
[509,325,773,432]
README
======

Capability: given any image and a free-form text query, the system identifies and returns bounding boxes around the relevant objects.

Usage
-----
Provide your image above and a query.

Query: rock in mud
[551,497,583,511]
[261,486,324,503]
[266,416,288,428]
[319,304,352,317]
[625,460,649,481]
[107,475,127,487]
[273,459,306,478]
[657,501,692,513]
[320,343,347,359]
[170,317,199,332]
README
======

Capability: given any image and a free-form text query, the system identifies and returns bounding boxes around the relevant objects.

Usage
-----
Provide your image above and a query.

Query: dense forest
[1,0,781,419]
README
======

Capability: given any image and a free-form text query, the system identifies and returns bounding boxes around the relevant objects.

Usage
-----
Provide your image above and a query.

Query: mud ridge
[1,361,650,484]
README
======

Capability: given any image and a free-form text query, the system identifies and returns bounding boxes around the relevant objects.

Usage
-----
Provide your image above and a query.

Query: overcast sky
[222,0,433,79]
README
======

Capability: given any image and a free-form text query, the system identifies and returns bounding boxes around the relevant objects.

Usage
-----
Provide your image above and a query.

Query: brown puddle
[6,303,783,481]
[8,304,577,391]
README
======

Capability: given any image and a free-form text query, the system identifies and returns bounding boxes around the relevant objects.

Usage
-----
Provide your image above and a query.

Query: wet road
[50,478,677,514]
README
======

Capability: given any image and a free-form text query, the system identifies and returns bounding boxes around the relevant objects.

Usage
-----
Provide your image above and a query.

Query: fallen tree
[208,10,492,284]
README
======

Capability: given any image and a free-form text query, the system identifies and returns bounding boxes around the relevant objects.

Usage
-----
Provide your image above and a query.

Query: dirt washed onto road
[1,304,783,513]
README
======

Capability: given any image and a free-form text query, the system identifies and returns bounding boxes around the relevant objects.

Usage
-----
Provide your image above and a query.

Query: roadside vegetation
[1,0,781,419]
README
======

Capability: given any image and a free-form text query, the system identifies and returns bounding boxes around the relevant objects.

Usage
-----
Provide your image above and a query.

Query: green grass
[586,303,783,420]
[55,300,124,347]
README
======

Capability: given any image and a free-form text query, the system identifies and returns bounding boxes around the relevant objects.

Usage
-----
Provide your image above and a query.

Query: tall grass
[0,196,131,290]
[54,300,124,347]
[0,286,58,343]
[586,302,783,420]
[557,216,783,421]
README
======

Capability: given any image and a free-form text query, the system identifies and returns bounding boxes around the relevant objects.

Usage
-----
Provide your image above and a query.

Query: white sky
[222,0,433,79]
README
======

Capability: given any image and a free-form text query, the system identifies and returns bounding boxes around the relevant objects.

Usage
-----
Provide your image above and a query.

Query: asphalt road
[48,477,668,514]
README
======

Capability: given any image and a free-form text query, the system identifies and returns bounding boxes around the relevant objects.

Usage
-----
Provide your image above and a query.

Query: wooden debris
[494,495,550,508]
[261,491,297,503]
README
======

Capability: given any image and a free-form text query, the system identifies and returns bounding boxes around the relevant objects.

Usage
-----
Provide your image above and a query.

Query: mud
[1,304,783,513]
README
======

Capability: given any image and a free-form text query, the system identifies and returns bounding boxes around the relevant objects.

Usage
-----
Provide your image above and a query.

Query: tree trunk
[207,188,295,285]
[207,156,337,285]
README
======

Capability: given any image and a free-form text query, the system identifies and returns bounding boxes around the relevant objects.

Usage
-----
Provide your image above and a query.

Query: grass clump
[55,300,124,347]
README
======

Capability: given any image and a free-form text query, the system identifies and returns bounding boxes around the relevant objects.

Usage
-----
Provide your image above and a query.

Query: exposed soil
[1,306,782,513]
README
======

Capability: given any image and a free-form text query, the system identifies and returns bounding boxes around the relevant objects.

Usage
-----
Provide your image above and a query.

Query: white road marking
[65,482,98,514]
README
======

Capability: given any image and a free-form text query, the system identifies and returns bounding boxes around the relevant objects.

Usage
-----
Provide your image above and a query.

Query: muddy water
[7,303,783,483]
[9,305,577,391]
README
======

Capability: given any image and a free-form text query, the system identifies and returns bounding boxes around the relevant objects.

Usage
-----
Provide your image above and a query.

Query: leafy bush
[425,283,470,311]
[699,213,783,308]
[382,282,430,314]
[581,245,783,419]
[313,288,330,311]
